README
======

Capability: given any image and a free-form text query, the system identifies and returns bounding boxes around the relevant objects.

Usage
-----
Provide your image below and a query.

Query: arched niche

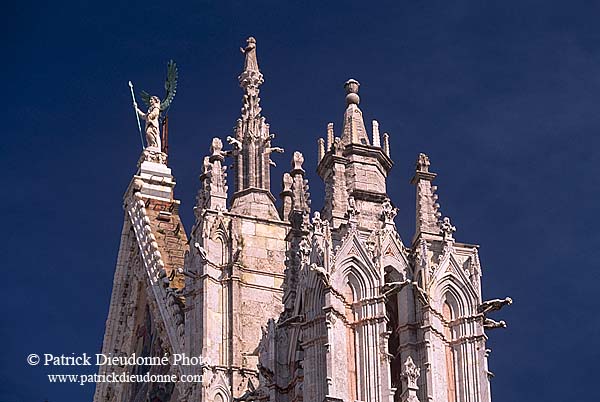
[442,290,459,402]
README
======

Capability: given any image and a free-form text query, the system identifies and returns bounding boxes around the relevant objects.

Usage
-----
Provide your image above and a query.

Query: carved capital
[401,356,420,389]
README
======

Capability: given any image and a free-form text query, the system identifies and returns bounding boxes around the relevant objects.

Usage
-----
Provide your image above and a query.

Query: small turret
[317,79,393,230]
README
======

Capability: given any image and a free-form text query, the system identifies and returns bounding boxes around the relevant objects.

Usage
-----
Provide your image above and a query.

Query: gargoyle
[309,263,330,285]
[381,280,411,298]
[226,136,243,151]
[484,318,507,330]
[478,297,513,314]
[193,242,208,264]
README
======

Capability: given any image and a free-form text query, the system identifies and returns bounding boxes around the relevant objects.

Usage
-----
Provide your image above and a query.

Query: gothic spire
[231,37,283,219]
[411,153,442,241]
[238,36,264,121]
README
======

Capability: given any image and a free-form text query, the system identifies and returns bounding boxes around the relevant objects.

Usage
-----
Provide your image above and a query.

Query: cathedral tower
[95,38,511,402]
[184,37,290,402]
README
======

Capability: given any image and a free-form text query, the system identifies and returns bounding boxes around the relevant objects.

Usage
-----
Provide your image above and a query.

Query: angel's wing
[160,60,178,112]
[139,90,151,108]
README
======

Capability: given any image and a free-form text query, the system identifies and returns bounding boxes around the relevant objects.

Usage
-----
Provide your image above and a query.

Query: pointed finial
[344,79,360,106]
[291,151,305,173]
[282,172,293,192]
[326,122,334,150]
[372,120,381,147]
[382,132,390,156]
[317,138,325,162]
[401,356,420,388]
[416,153,430,172]
[441,216,456,240]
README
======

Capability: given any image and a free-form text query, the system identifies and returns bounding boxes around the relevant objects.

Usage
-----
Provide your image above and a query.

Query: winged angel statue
[132,60,178,151]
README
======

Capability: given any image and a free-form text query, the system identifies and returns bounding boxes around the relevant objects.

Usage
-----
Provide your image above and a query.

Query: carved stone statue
[282,172,293,192]
[347,195,359,219]
[134,96,161,150]
[333,136,343,156]
[131,60,178,151]
[298,238,311,264]
[241,37,259,72]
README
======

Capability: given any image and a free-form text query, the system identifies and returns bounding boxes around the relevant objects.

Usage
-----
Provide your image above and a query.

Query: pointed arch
[433,275,473,402]
[330,257,381,402]
[440,282,463,318]
[345,270,363,302]
[442,298,457,402]
[341,275,358,402]
[211,220,230,266]
[333,256,378,300]
[307,278,326,316]
[431,271,477,318]
[210,387,229,402]
[331,232,381,283]
[205,371,231,402]
[379,232,410,281]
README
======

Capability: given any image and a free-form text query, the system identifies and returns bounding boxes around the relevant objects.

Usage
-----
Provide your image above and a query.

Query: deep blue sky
[2,1,599,401]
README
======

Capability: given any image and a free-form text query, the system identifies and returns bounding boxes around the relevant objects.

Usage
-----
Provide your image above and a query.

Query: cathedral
[94,37,511,402]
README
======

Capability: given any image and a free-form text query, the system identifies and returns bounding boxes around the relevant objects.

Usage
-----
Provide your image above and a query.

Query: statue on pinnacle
[129,60,178,152]
[134,94,161,149]
[240,36,259,72]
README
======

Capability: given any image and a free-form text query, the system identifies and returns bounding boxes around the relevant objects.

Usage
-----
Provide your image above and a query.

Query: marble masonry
[94,37,511,402]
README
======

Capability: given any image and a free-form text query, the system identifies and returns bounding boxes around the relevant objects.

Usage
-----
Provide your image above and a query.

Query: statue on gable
[129,60,178,152]
[134,95,161,149]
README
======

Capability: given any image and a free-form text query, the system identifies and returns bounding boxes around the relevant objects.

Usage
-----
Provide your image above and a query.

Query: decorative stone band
[126,193,190,378]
